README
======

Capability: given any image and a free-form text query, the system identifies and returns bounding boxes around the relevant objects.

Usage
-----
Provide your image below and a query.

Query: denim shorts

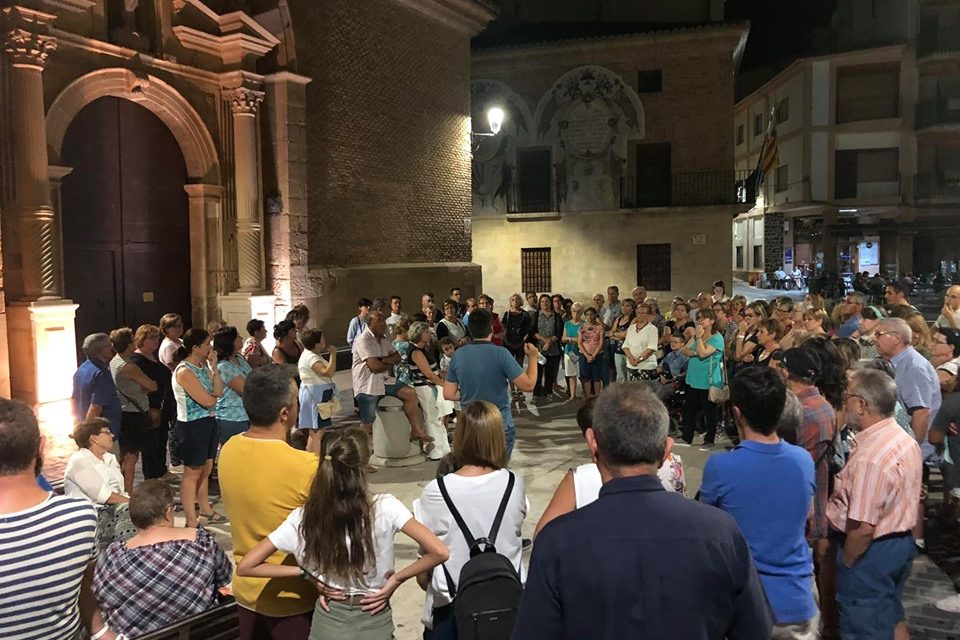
[836,532,915,639]
[356,382,405,424]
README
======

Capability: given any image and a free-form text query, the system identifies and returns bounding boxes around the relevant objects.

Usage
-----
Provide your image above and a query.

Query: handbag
[707,343,729,404]
[316,394,342,421]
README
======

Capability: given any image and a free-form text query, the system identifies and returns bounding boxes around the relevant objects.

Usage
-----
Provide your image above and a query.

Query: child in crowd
[392,321,413,388]
[237,429,448,640]
[437,338,457,429]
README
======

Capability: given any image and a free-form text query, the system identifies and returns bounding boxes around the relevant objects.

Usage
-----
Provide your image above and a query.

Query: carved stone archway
[46,68,220,183]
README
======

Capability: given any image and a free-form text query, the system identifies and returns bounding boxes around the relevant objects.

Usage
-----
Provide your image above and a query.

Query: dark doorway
[628,142,672,207]
[61,97,191,359]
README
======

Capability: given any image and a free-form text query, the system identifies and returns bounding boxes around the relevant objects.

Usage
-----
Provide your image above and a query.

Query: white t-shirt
[935,308,960,329]
[298,349,332,385]
[415,469,527,627]
[268,493,413,595]
[64,447,127,504]
[622,322,659,370]
[159,337,180,369]
[572,461,684,509]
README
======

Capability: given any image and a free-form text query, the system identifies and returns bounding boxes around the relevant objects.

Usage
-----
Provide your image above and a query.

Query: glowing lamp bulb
[487,107,504,135]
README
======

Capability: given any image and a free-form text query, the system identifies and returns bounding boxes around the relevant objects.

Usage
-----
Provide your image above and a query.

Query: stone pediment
[172,0,279,66]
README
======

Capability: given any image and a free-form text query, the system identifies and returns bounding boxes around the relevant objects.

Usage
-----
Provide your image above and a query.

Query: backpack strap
[436,471,516,599]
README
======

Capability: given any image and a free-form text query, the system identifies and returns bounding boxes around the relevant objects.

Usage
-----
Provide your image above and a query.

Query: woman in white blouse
[64,417,137,553]
[416,401,528,639]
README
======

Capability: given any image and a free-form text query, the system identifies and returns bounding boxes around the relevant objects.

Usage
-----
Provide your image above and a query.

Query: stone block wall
[291,0,475,266]
[763,211,785,274]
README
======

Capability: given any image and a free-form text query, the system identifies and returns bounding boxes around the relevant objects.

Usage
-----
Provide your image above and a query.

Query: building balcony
[915,171,960,200]
[505,180,559,214]
[835,97,900,124]
[918,24,960,59]
[620,170,753,208]
[916,98,960,130]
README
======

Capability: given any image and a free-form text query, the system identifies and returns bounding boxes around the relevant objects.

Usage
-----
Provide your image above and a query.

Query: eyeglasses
[98,429,113,437]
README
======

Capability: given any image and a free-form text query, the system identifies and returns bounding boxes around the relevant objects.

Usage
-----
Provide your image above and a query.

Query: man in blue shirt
[701,366,818,635]
[72,333,122,436]
[836,291,865,339]
[443,309,538,457]
[514,383,774,640]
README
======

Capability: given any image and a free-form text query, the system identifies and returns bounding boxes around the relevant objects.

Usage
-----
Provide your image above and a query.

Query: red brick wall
[291,0,475,266]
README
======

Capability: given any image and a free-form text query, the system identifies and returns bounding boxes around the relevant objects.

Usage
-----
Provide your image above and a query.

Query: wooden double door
[61,96,192,356]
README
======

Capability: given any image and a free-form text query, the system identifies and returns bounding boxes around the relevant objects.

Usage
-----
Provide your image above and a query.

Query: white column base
[371,396,426,467]
[7,299,79,438]
[218,292,276,346]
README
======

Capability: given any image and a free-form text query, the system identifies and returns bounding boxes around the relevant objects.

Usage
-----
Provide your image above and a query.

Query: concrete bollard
[371,395,426,467]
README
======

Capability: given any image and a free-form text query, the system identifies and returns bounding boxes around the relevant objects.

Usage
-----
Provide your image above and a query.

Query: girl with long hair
[238,428,448,639]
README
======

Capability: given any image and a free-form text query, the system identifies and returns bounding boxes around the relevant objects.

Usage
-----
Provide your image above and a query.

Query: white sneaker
[935,594,960,613]
[699,444,715,452]
[674,441,693,448]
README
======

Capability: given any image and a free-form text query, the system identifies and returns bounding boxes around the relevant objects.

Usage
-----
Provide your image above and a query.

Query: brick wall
[290,0,475,266]
[764,211,785,273]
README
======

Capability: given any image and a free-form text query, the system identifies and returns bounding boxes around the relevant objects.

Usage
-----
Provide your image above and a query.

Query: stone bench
[371,394,425,467]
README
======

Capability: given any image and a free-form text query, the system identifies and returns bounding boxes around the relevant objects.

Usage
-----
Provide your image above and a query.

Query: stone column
[2,7,60,300]
[222,85,266,294]
[184,184,224,327]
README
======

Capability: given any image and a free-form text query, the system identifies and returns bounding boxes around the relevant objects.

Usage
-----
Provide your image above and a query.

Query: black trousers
[534,354,562,394]
[682,387,718,445]
[141,418,169,479]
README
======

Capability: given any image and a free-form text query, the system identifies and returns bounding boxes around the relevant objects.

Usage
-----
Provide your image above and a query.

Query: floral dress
[392,339,413,387]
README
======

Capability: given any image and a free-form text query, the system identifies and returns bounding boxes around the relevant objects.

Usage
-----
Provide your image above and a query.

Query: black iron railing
[620,170,754,208]
[918,23,960,58]
[505,179,559,214]
[916,98,960,129]
[915,172,960,200]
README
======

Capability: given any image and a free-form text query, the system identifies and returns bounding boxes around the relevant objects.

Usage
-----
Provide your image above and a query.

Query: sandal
[199,511,227,524]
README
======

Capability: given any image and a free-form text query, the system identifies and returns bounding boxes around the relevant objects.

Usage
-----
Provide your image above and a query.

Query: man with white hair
[72,333,122,436]
[827,368,921,640]
[875,317,941,448]
[934,284,960,329]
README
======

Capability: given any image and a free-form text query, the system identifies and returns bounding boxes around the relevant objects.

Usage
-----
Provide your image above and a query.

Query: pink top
[579,323,604,355]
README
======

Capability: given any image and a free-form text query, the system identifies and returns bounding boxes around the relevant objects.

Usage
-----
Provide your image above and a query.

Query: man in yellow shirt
[219,364,319,639]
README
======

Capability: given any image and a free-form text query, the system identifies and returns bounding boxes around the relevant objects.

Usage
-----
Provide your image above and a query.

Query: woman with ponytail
[237,428,448,639]
[171,328,224,528]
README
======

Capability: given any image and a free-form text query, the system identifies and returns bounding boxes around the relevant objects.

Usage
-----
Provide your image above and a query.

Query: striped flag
[761,125,779,176]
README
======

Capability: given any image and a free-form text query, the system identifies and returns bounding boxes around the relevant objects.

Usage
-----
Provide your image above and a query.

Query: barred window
[636,244,671,291]
[521,248,552,292]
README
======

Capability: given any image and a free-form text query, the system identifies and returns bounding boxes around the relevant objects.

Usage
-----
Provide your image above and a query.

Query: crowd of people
[2,276,960,640]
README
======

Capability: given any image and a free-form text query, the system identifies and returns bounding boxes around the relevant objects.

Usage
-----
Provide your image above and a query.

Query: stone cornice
[386,0,496,36]
[262,71,312,86]
[172,25,277,65]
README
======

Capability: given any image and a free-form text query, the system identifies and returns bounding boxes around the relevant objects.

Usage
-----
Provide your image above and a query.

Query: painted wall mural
[471,66,644,213]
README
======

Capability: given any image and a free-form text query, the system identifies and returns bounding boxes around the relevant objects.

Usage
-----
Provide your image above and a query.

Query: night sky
[726,0,838,71]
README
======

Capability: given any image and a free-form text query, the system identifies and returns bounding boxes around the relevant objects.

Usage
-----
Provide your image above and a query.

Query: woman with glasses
[65,417,137,554]
[734,301,767,371]
[679,309,725,450]
[855,305,886,359]
[609,298,637,383]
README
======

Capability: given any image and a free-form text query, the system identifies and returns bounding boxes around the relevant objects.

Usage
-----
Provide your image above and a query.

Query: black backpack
[437,471,523,640]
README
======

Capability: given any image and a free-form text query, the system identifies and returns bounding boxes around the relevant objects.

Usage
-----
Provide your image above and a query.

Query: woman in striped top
[409,321,449,461]
[171,328,224,528]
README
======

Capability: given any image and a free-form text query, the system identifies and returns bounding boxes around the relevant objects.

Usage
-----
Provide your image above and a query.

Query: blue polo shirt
[701,439,816,625]
[446,341,522,429]
[72,358,122,436]
[836,315,861,339]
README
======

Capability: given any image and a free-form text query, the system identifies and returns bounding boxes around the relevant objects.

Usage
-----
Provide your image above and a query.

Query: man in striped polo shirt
[0,398,115,640]
[827,368,922,640]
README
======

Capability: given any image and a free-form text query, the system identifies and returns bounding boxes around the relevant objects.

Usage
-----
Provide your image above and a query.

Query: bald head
[946,285,960,311]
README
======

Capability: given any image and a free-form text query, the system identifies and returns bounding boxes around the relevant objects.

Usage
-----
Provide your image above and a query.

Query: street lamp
[473,105,505,138]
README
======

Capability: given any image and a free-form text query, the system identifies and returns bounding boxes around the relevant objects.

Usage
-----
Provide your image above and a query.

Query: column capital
[1,6,57,69]
[222,86,265,116]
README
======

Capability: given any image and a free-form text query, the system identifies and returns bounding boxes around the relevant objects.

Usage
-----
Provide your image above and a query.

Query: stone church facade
[0,0,494,419]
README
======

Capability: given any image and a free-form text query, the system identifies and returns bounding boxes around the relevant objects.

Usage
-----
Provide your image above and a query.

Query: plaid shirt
[93,527,232,638]
[795,386,836,540]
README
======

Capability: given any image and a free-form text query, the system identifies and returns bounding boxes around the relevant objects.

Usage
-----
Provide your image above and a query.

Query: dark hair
[356,298,372,309]
[802,336,846,410]
[712,280,726,293]
[246,319,265,336]
[887,279,910,296]
[410,312,427,323]
[73,417,110,449]
[273,319,296,341]
[301,428,375,582]
[759,318,784,341]
[243,364,297,426]
[591,383,669,467]
[174,328,210,364]
[213,326,239,361]
[390,295,401,303]
[576,396,597,435]
[0,398,40,476]
[832,337,861,369]
[302,328,324,350]
[731,367,786,436]
[696,308,719,334]
[286,304,310,323]
[468,308,493,339]
[110,327,134,354]
[938,327,960,358]
[450,287,461,294]
[129,480,174,529]
[438,337,455,349]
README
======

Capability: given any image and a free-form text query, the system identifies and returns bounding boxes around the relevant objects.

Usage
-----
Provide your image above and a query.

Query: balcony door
[633,143,672,207]
[517,149,552,212]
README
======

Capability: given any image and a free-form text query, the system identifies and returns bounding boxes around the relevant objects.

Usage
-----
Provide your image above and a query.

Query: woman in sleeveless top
[172,328,224,528]
[435,300,467,346]
[408,321,450,461]
[109,327,158,494]
[297,328,339,454]
[534,397,686,537]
